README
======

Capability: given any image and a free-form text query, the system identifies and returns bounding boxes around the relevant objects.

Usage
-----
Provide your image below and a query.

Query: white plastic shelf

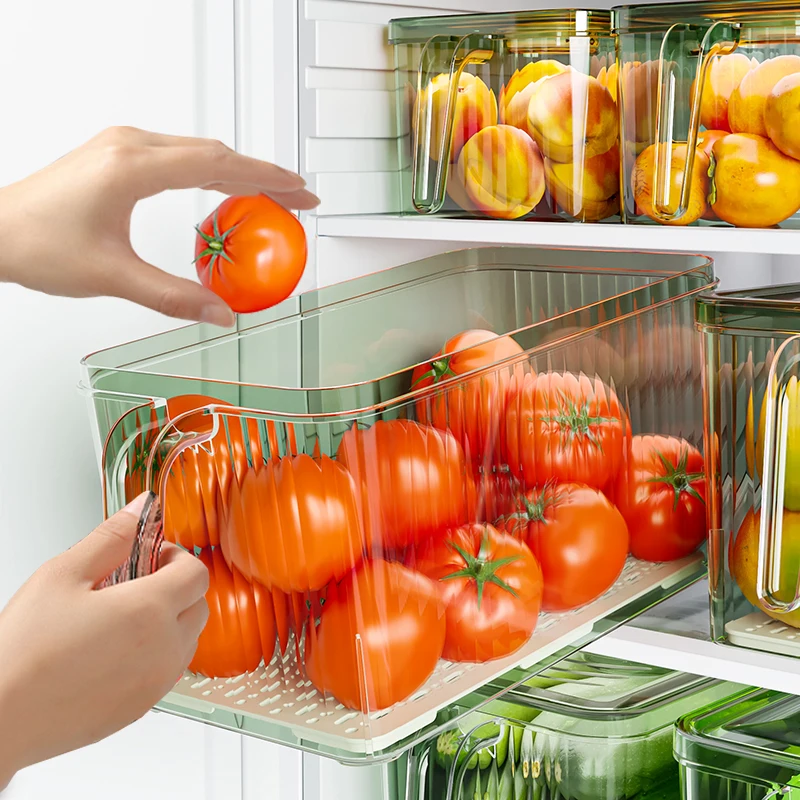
[586,580,800,695]
[317,214,800,256]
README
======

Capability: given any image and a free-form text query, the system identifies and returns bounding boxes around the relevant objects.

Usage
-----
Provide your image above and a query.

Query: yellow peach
[691,53,753,132]
[545,143,620,221]
[457,124,546,219]
[528,71,617,163]
[729,55,800,136]
[633,144,710,226]
[499,60,567,125]
[413,72,497,162]
[765,71,800,160]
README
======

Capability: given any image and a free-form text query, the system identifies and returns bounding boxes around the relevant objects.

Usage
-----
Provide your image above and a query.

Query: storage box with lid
[697,284,800,655]
[402,651,742,800]
[677,686,800,800]
[81,245,714,762]
[614,0,800,229]
[389,11,620,222]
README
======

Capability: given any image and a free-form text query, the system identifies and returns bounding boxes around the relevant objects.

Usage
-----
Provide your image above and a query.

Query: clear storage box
[698,284,800,656]
[81,246,714,762]
[402,651,741,800]
[389,11,620,222]
[614,0,800,229]
[677,686,800,800]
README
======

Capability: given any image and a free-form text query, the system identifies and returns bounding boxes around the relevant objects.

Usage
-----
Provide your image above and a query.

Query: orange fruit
[765,71,800,160]
[729,55,800,136]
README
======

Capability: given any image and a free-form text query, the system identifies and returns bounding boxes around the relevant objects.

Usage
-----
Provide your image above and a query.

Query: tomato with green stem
[613,435,706,562]
[409,523,543,662]
[503,371,626,490]
[411,329,524,466]
[194,194,307,314]
[496,482,628,611]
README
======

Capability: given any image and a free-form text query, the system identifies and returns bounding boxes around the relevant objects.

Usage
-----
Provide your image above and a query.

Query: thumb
[63,493,150,586]
[108,253,235,327]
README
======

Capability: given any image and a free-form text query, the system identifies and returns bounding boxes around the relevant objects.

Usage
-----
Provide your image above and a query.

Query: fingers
[140,544,209,613]
[202,183,321,210]
[106,254,235,327]
[178,597,210,643]
[136,142,311,200]
[62,494,148,585]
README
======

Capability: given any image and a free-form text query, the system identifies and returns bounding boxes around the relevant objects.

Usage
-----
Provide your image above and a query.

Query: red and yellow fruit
[729,55,800,136]
[765,71,800,160]
[499,60,568,136]
[691,53,753,132]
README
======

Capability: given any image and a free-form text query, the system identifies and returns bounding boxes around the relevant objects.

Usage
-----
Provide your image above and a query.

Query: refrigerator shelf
[163,554,701,755]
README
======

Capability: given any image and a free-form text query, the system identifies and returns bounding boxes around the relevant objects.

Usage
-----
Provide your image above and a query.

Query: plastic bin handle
[757,334,800,613]
[653,21,739,222]
[411,34,494,214]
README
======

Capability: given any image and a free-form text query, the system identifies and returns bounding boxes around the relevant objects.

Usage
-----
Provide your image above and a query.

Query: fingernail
[122,492,152,518]
[201,304,236,328]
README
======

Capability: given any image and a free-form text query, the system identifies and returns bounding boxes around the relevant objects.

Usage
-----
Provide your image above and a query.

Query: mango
[711,133,800,227]
[765,72,800,160]
[632,143,710,226]
[413,72,497,162]
[528,71,617,163]
[456,124,546,219]
[729,55,800,136]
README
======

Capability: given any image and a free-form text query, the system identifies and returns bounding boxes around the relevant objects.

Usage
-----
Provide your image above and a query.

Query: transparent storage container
[677,686,800,800]
[698,284,800,656]
[402,651,742,800]
[615,0,800,229]
[389,11,620,222]
[81,246,714,763]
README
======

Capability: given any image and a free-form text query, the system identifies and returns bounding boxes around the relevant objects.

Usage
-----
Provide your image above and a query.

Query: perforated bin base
[726,611,800,657]
[163,554,702,755]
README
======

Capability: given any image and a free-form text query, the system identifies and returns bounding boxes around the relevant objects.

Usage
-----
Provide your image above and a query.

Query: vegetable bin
[698,284,800,655]
[404,651,742,800]
[614,0,800,229]
[677,686,800,800]
[81,246,714,763]
[389,11,620,221]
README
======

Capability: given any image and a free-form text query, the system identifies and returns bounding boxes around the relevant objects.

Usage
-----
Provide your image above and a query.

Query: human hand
[0,126,319,327]
[0,493,209,788]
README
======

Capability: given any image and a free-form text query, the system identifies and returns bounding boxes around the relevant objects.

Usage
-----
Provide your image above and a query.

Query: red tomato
[411,329,524,466]
[305,559,445,712]
[194,194,307,314]
[336,419,468,553]
[219,454,365,593]
[189,548,276,678]
[614,434,706,562]
[497,483,629,611]
[466,466,521,524]
[503,371,626,490]
[124,394,263,550]
[409,524,543,662]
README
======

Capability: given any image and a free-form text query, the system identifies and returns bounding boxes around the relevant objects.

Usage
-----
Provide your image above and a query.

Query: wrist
[0,671,26,789]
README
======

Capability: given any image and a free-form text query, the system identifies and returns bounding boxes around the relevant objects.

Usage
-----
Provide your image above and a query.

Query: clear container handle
[653,21,739,222]
[444,718,506,800]
[758,334,800,613]
[411,34,494,214]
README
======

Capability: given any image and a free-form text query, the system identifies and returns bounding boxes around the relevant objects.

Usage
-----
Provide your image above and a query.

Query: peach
[729,55,800,136]
[599,61,619,103]
[528,71,617,163]
[545,143,620,221]
[765,71,800,159]
[691,53,752,132]
[499,60,567,133]
[620,60,661,147]
[632,144,710,226]
[413,72,497,163]
[456,124,546,219]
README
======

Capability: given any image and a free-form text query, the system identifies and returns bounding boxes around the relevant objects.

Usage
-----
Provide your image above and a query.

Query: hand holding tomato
[410,523,543,662]
[0,126,318,326]
[497,482,628,611]
[614,435,706,562]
